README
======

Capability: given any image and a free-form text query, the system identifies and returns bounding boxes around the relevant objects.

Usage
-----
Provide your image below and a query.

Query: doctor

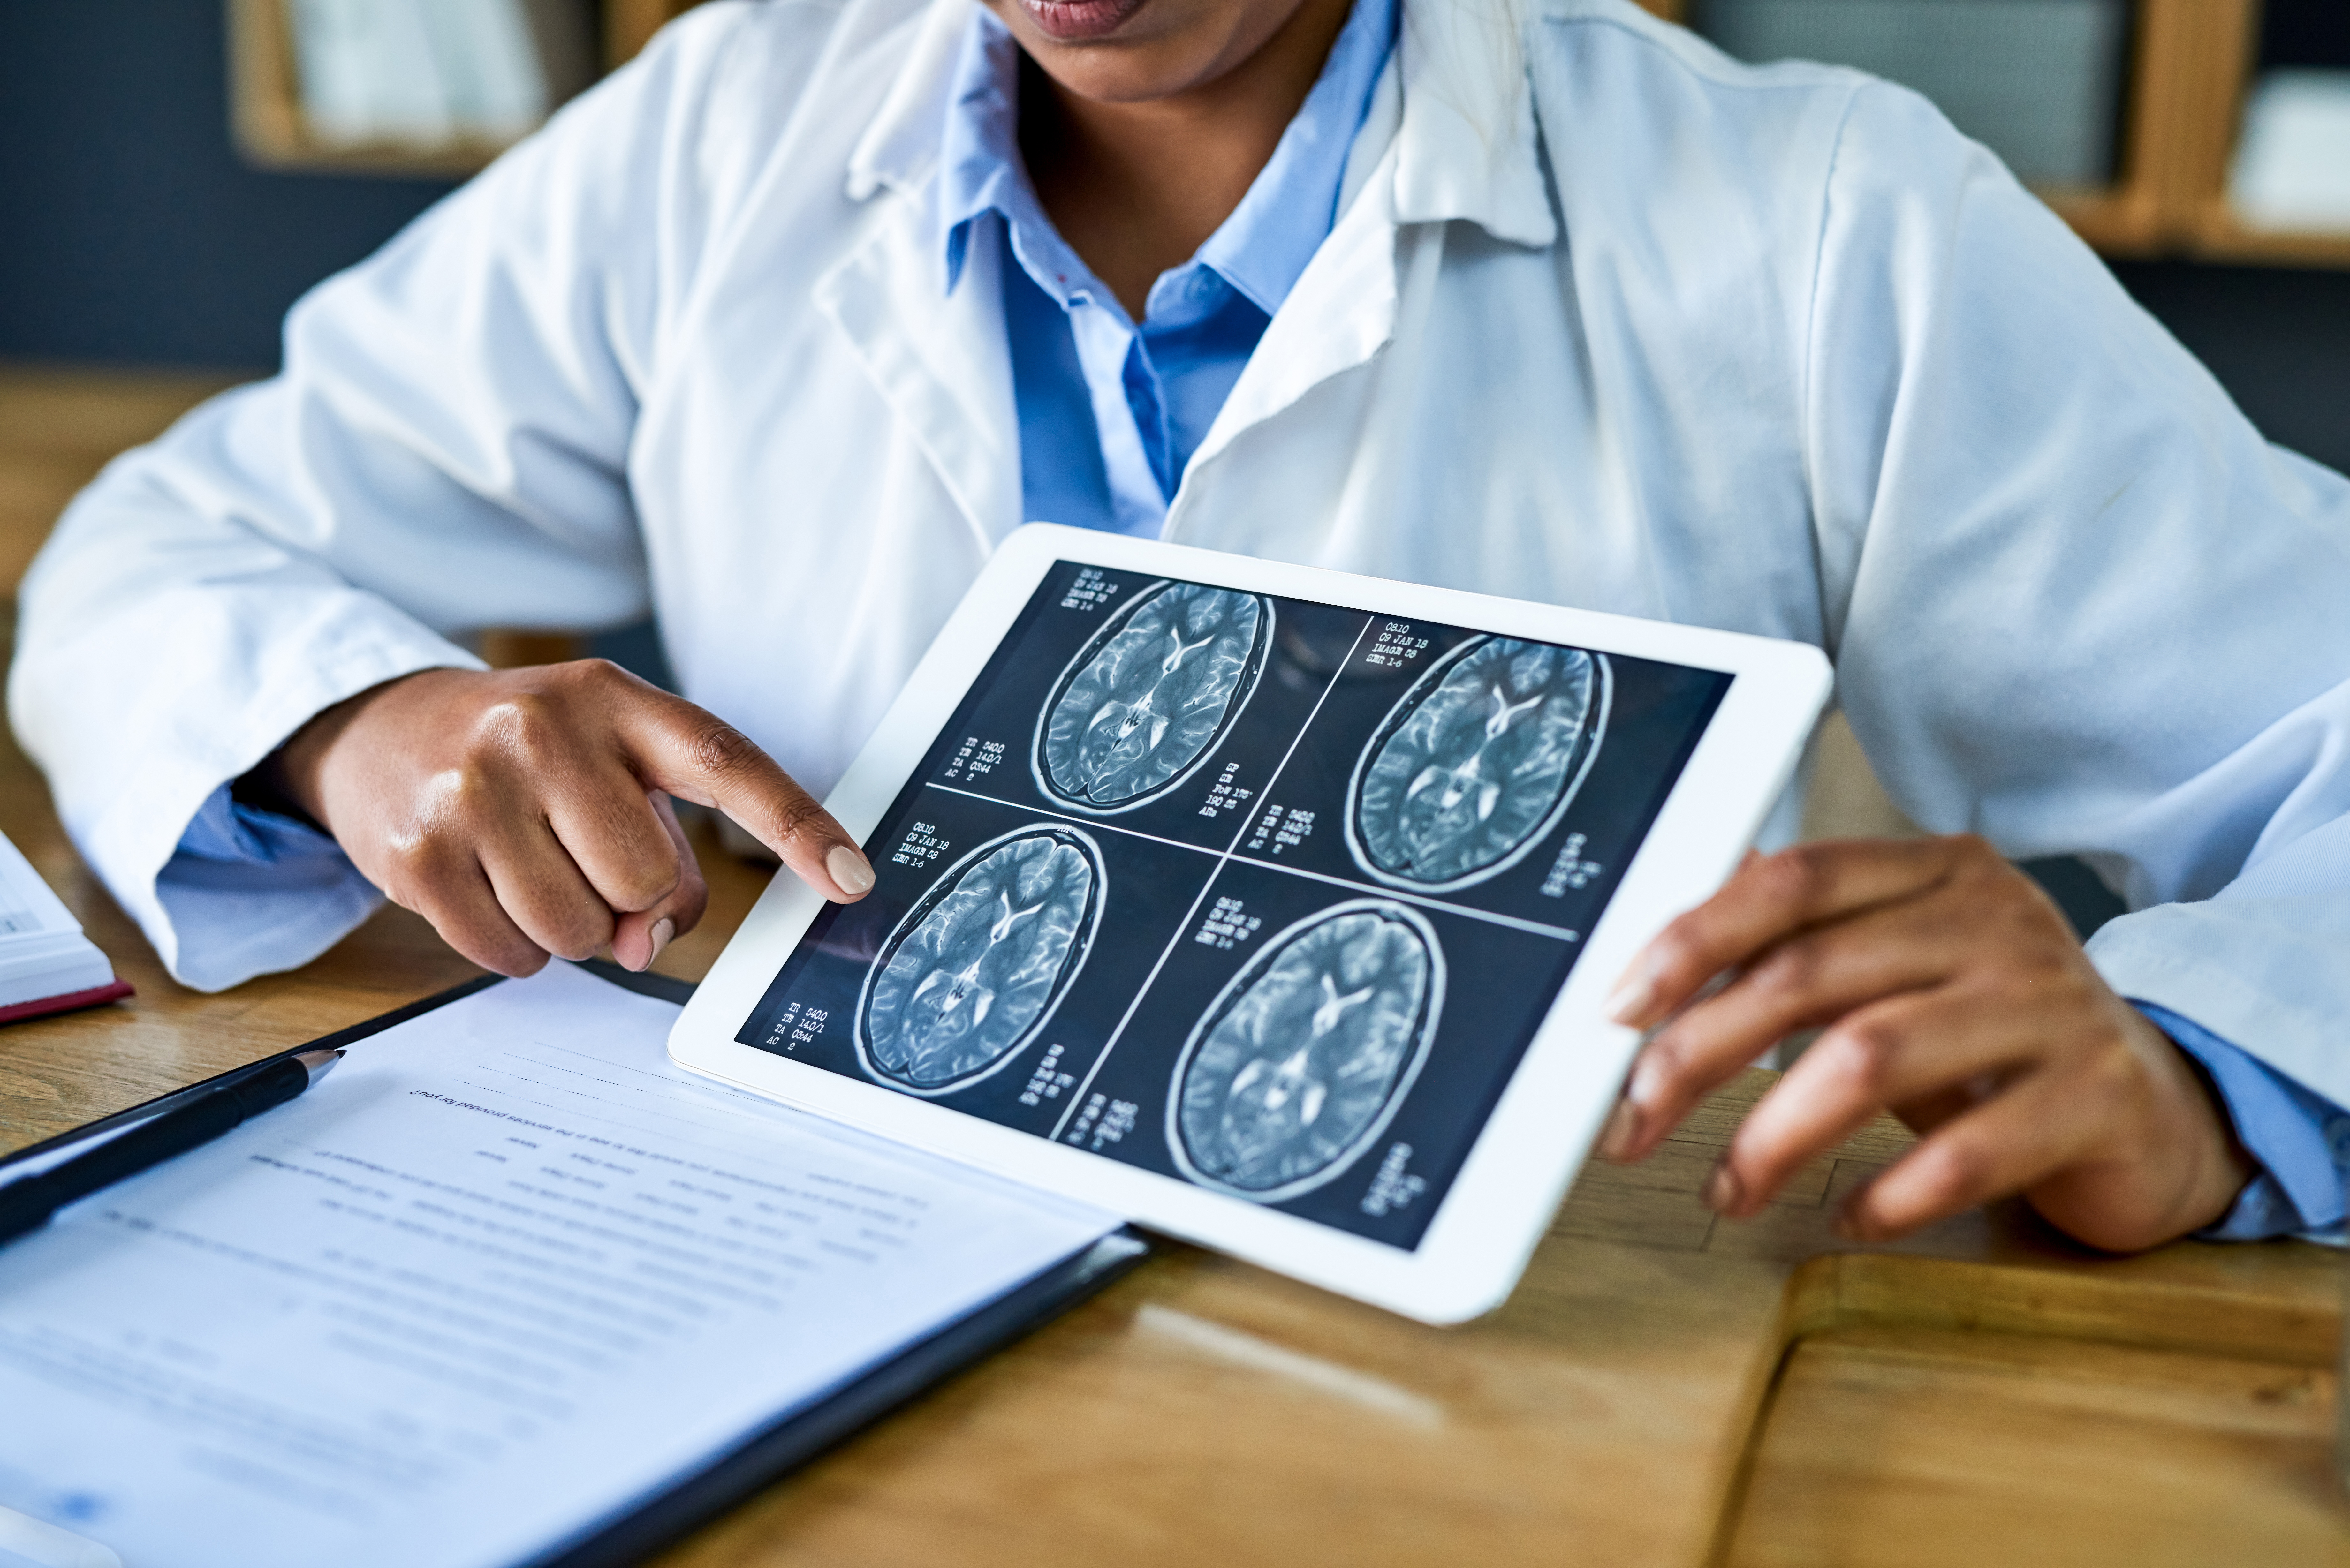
[14,0,2350,1254]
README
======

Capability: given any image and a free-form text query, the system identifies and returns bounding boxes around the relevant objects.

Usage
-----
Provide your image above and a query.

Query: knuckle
[538,904,615,964]
[495,945,553,979]
[446,918,547,978]
[609,867,678,912]
[1645,923,1699,983]
[379,828,464,896]
[1821,1020,1898,1095]
[474,691,567,762]
[765,789,827,848]
[1755,848,1831,914]
[598,830,682,911]
[671,859,709,919]
[686,718,762,780]
[556,927,612,964]
[1635,1034,1688,1094]
[1921,1137,1996,1206]
[553,656,625,691]
[1944,833,2000,869]
[1749,938,1827,1002]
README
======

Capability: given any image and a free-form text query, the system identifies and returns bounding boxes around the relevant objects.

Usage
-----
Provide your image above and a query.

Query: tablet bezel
[670,524,1831,1324]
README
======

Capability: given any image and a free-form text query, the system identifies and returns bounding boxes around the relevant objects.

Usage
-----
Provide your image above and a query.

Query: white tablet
[672,525,1831,1323]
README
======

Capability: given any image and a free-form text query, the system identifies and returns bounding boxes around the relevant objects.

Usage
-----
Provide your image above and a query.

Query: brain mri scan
[1171,902,1443,1201]
[1036,581,1272,813]
[1348,637,1609,891]
[858,828,1103,1095]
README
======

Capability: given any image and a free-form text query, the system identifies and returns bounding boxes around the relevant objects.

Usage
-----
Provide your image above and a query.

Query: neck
[1020,0,1355,319]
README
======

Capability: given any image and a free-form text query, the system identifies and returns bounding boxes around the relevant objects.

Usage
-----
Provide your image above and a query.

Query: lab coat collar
[846,0,967,202]
[1391,0,1558,247]
[848,0,1558,252]
[814,185,1023,552]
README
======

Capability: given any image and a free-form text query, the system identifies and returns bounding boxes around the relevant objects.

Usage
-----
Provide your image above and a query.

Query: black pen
[0,1047,344,1246]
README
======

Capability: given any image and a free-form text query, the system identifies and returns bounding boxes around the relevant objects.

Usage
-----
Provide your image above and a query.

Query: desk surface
[4,741,2345,1565]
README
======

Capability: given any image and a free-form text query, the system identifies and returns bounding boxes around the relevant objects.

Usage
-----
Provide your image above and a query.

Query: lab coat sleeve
[7,7,762,991]
[1802,81,2350,1114]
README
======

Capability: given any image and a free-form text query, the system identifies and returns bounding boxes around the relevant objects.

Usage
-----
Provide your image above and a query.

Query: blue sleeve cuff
[156,784,384,992]
[2138,1000,2347,1241]
[176,783,345,866]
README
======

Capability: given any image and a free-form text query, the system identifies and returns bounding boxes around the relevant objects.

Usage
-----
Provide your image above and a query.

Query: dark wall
[0,0,456,370]
[2263,0,2350,69]
[2114,262,2350,476]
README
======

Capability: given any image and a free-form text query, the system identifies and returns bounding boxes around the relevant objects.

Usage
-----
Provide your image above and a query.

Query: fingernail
[1599,1099,1642,1161]
[1704,1162,1743,1215]
[1607,956,1657,1026]
[648,917,674,965]
[827,845,875,897]
[1626,1051,1664,1111]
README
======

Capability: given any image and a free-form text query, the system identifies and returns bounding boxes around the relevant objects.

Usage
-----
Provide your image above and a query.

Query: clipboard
[0,961,1150,1568]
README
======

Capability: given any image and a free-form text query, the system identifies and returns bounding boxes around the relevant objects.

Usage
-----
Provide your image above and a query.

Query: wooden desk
[4,730,2345,1566]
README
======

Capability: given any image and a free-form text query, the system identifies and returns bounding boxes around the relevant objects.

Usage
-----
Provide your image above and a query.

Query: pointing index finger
[622,692,874,901]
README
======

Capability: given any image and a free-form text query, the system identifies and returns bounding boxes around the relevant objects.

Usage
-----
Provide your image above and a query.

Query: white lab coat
[15,0,2350,1107]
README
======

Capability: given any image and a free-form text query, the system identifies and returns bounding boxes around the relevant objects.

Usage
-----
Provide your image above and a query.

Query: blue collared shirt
[938,0,1396,534]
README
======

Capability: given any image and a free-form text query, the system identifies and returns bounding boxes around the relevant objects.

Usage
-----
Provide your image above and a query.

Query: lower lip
[1016,0,1149,41]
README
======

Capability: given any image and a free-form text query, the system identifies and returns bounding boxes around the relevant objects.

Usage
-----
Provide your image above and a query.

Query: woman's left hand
[1597,836,2255,1251]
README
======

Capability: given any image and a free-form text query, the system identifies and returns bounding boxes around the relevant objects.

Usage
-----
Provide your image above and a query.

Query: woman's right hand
[259,660,873,976]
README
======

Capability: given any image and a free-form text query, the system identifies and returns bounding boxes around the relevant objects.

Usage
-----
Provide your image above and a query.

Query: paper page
[0,964,1116,1568]
[0,834,79,941]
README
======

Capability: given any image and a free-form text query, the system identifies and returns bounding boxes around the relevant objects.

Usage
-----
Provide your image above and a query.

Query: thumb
[621,691,875,903]
[612,793,709,973]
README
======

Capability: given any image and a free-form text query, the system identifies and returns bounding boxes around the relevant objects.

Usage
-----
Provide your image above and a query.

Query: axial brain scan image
[1037,581,1270,812]
[1173,904,1441,1198]
[1351,637,1606,889]
[859,829,1101,1093]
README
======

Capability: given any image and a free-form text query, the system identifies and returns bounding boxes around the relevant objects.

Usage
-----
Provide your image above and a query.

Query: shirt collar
[1194,0,1398,314]
[853,0,1558,256]
[937,0,1399,318]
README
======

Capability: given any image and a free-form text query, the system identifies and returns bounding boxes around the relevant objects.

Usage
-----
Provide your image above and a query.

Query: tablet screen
[738,562,1729,1248]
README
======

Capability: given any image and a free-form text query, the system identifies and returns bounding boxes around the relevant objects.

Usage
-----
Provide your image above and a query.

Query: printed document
[0,962,1116,1568]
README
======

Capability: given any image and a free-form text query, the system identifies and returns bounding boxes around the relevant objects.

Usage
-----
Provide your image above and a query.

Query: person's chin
[1012,0,1153,43]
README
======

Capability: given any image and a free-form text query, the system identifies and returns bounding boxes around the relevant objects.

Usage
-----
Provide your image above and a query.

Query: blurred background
[1,0,2346,923]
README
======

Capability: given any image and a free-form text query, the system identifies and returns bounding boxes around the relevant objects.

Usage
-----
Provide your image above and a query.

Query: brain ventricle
[1355,637,1599,887]
[1041,583,1267,810]
[862,832,1098,1092]
[1175,905,1437,1197]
